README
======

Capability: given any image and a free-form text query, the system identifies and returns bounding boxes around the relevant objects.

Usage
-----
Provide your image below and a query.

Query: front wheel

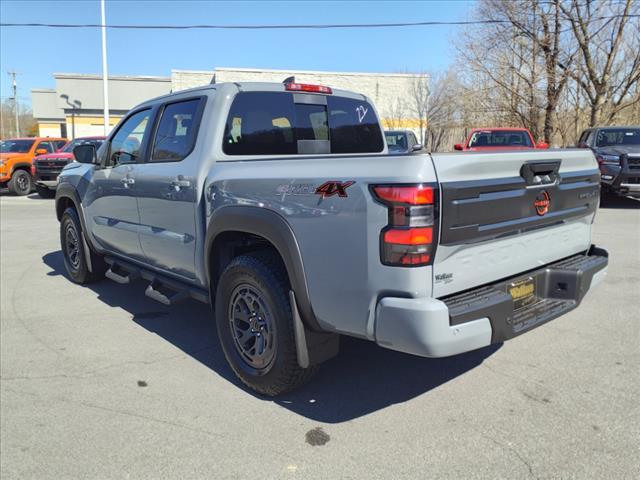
[8,169,32,196]
[215,252,318,396]
[60,207,106,284]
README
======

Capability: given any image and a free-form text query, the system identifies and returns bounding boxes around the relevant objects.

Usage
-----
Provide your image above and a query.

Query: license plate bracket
[508,276,536,310]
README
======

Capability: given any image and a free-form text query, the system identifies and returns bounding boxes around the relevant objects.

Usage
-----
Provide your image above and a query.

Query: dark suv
[577,126,640,198]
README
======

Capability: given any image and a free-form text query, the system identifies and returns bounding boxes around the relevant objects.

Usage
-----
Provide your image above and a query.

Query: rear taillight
[284,82,332,94]
[372,184,438,267]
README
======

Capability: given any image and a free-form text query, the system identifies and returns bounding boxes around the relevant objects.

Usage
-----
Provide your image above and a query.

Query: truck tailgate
[430,149,600,297]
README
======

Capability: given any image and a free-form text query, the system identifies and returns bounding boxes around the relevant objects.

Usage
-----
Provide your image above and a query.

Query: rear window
[468,130,533,148]
[596,128,640,147]
[385,132,408,152]
[327,96,383,153]
[223,91,383,156]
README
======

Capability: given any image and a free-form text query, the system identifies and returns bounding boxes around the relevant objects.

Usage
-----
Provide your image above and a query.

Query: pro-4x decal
[315,181,355,198]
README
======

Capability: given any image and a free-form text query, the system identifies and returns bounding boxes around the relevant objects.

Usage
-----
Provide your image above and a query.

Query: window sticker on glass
[356,105,368,123]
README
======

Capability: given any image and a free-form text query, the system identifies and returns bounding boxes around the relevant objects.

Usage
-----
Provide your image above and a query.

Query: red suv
[33,136,105,198]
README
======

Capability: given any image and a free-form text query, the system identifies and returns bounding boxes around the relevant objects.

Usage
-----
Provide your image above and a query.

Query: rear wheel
[35,184,56,199]
[60,207,106,284]
[215,252,318,396]
[8,169,32,196]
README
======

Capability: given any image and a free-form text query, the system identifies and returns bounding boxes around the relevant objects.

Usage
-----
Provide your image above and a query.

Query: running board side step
[104,257,209,305]
[105,262,139,284]
[145,280,189,306]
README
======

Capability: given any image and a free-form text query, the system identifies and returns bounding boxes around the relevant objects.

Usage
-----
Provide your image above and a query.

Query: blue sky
[0,0,474,106]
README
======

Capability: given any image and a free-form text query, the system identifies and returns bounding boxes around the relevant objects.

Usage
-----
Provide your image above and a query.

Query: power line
[0,14,637,30]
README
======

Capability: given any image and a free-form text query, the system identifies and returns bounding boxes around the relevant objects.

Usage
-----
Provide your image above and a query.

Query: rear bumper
[374,246,608,358]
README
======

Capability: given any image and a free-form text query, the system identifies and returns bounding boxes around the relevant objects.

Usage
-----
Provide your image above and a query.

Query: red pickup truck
[454,128,548,151]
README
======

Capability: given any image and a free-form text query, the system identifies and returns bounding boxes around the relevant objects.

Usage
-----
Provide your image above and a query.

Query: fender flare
[55,183,94,246]
[10,162,32,176]
[205,205,324,332]
[55,183,83,221]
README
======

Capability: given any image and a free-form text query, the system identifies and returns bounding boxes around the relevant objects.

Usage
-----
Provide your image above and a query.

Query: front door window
[108,110,151,167]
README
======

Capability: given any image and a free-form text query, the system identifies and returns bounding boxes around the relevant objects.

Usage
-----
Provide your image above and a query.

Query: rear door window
[223,91,383,156]
[151,98,203,162]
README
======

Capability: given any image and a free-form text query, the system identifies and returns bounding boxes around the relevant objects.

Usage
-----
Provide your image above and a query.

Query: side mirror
[74,144,97,164]
[576,142,589,149]
[411,143,423,152]
[454,143,463,151]
[536,141,549,149]
[35,148,47,155]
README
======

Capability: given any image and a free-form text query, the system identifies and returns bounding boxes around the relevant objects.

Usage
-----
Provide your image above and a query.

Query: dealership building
[32,67,427,138]
[31,73,172,138]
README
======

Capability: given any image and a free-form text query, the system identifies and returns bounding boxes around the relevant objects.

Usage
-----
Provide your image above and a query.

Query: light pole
[8,71,20,137]
[60,95,81,139]
[101,0,110,135]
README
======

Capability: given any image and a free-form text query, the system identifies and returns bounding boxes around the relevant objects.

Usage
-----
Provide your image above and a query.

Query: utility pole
[100,0,110,135]
[8,71,20,137]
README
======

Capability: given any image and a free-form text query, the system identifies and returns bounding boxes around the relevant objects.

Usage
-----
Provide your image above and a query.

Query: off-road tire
[35,184,56,199]
[60,207,106,284]
[8,169,32,196]
[215,252,318,396]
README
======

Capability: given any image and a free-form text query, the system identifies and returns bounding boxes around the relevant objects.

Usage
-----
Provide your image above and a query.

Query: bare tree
[453,0,638,146]
[560,0,640,126]
[0,99,36,139]
[459,0,579,142]
[383,97,409,130]
[423,70,468,151]
[409,74,430,145]
[514,0,573,141]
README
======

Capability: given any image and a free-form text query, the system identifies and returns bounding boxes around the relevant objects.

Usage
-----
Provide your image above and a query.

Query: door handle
[170,179,191,190]
[121,177,135,187]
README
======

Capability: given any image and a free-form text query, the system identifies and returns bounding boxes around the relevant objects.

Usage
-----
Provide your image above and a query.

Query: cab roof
[136,81,367,109]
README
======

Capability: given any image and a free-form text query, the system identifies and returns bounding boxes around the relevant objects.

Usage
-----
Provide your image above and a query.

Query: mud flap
[289,291,339,368]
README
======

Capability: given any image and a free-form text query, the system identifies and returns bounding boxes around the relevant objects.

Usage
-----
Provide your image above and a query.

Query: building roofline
[53,73,171,82]
[213,66,428,78]
[171,69,215,75]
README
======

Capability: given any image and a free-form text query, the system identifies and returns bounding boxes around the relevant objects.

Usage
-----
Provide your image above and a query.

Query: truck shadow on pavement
[43,250,501,423]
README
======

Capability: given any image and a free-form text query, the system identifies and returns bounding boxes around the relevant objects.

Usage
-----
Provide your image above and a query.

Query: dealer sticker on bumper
[508,277,536,310]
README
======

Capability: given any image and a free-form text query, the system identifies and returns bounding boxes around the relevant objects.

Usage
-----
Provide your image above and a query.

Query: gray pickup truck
[56,81,608,396]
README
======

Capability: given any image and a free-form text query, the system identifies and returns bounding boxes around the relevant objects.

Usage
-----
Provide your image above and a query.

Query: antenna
[282,76,295,84]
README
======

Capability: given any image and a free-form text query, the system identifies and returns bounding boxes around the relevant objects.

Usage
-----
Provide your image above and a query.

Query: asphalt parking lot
[1,192,638,479]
